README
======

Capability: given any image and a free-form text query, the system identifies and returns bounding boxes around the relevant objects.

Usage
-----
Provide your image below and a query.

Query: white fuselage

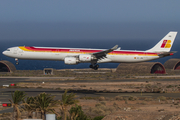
[2,46,160,63]
[2,31,177,69]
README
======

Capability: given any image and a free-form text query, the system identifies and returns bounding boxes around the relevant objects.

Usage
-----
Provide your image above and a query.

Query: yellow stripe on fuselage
[19,46,32,51]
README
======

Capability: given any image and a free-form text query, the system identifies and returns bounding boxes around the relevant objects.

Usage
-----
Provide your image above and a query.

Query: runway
[0,77,75,86]
[1,76,180,85]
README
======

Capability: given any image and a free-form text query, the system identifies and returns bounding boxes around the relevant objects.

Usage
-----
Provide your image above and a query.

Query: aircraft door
[13,48,18,54]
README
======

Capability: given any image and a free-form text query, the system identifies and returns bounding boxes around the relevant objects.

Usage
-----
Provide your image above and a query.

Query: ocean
[0,39,179,70]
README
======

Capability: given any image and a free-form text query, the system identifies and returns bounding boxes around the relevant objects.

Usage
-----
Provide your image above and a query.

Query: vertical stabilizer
[146,31,177,52]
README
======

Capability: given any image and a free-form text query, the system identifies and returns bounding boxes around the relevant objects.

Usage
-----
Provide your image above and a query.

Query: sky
[0,0,180,41]
[0,0,180,69]
[1,0,180,23]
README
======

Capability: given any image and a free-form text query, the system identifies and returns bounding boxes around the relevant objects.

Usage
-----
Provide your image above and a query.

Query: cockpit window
[6,49,10,51]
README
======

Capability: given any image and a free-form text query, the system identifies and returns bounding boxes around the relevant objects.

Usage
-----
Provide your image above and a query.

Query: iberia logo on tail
[161,40,171,48]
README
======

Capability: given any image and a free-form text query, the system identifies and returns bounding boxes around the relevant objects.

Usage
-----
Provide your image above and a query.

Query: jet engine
[79,54,93,62]
[64,57,78,65]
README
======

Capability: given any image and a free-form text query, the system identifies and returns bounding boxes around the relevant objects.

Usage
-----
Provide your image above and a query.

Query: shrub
[166,85,174,88]
[115,96,124,101]
[94,103,112,115]
[99,96,105,101]
[92,108,105,115]
[113,102,119,110]
[100,101,106,106]
[157,96,166,101]
[93,116,104,120]
[146,84,151,88]
[125,98,128,104]
[128,96,138,101]
[113,102,119,107]
[95,103,101,107]
[57,116,62,120]
[144,97,153,101]
[80,85,86,87]
[68,104,89,120]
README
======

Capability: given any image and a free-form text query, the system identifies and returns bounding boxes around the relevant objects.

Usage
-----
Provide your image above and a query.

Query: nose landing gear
[89,64,99,70]
[15,58,19,65]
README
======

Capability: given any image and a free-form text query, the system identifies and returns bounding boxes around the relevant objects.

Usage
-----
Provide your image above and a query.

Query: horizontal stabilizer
[157,51,177,57]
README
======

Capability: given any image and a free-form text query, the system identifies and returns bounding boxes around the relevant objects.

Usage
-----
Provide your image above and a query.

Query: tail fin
[146,31,177,52]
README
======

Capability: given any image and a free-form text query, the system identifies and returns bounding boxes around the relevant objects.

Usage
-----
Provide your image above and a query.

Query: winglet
[111,45,118,50]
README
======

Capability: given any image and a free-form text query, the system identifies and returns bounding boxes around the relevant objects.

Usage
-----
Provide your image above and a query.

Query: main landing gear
[89,64,99,70]
[15,58,19,65]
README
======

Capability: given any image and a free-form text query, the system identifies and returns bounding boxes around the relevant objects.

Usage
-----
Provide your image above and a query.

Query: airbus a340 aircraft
[2,31,178,70]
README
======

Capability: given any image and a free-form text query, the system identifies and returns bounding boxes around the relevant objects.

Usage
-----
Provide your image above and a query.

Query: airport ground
[1,70,180,119]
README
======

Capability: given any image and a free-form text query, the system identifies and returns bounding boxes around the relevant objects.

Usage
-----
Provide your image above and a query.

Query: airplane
[2,31,178,70]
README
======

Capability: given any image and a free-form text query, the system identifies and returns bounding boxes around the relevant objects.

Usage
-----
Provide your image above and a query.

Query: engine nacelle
[79,54,92,62]
[64,57,78,65]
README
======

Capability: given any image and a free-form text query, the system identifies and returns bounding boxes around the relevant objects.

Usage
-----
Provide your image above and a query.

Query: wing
[157,51,177,57]
[92,45,118,59]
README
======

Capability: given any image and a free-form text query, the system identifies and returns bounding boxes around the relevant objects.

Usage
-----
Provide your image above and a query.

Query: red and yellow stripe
[19,46,158,56]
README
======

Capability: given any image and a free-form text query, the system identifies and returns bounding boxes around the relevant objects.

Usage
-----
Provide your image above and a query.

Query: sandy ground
[60,98,180,120]
[77,99,180,120]
[11,80,180,120]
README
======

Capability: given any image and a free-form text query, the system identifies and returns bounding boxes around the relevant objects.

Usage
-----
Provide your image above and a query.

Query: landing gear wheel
[89,64,99,70]
[89,65,93,68]
[94,67,98,70]
[15,58,19,65]
[94,64,99,70]
[96,64,99,68]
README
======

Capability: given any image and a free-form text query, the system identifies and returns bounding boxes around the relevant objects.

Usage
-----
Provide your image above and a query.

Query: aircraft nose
[2,51,7,55]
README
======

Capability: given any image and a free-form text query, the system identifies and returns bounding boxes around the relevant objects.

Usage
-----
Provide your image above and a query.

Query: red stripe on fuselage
[24,46,158,55]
